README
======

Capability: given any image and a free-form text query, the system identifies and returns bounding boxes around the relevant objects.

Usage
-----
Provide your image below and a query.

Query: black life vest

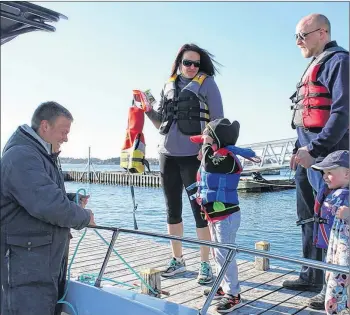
[159,73,210,136]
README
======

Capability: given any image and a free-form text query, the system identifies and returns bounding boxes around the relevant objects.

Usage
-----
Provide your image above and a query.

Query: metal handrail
[85,225,350,315]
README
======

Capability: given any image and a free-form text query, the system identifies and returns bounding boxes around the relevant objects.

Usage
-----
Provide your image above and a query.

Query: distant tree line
[60,157,160,165]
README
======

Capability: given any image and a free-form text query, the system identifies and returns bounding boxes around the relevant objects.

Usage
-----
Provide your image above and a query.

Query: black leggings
[159,154,208,228]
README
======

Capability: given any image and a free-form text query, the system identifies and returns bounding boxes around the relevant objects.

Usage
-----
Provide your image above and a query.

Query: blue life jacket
[313,187,349,249]
[187,145,257,208]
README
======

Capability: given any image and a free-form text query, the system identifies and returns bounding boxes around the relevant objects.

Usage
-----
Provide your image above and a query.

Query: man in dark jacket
[1,101,95,315]
[284,13,349,310]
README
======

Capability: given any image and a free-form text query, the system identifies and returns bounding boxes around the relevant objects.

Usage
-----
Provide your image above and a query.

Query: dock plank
[68,230,323,315]
[186,268,295,313]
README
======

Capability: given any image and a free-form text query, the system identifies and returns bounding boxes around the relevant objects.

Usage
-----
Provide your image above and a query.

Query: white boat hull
[62,280,199,315]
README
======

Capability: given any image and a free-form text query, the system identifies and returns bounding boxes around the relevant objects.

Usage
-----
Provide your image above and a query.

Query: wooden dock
[67,229,324,314]
[63,171,295,192]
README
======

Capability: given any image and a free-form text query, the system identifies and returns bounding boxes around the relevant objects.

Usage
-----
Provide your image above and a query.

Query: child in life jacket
[311,150,350,315]
[187,118,260,314]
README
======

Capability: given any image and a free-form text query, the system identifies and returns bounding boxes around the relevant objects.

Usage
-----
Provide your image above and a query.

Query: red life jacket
[120,103,149,173]
[290,46,348,129]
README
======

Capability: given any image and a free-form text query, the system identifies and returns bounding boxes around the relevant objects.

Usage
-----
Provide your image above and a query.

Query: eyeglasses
[182,59,200,68]
[295,28,325,41]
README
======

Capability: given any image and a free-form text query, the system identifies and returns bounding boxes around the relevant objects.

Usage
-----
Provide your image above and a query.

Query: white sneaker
[161,257,186,277]
[197,261,213,284]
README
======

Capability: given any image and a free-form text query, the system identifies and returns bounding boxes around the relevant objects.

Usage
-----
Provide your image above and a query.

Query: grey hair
[31,101,73,131]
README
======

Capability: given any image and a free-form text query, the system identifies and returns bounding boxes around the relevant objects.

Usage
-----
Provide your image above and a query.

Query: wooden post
[255,241,270,271]
[140,268,161,297]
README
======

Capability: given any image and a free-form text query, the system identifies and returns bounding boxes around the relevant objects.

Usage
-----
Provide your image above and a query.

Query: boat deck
[67,229,325,315]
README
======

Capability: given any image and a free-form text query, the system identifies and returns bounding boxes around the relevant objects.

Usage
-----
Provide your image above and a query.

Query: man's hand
[86,209,96,226]
[295,146,315,168]
[78,194,90,208]
[290,154,298,170]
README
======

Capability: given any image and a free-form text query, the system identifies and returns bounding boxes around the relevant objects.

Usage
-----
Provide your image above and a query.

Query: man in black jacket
[1,101,96,315]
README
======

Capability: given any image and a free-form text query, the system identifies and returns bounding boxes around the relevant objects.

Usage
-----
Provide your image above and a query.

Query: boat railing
[84,225,350,315]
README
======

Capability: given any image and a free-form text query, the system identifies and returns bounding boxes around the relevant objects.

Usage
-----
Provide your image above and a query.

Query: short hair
[31,101,73,131]
[314,14,331,35]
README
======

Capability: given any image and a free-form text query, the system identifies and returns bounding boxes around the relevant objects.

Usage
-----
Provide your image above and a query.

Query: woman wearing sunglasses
[145,43,224,284]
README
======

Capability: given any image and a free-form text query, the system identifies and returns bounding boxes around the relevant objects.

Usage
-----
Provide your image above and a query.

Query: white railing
[239,137,297,172]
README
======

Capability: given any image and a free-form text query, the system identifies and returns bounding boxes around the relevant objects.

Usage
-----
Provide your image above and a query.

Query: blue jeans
[295,165,324,286]
[306,167,324,193]
[296,127,324,192]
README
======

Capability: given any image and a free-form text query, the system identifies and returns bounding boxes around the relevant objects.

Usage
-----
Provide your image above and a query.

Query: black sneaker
[216,294,242,313]
[203,286,225,300]
[282,278,321,292]
[308,292,325,310]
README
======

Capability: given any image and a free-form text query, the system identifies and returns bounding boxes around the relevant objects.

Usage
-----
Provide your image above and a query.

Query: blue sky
[1,1,349,159]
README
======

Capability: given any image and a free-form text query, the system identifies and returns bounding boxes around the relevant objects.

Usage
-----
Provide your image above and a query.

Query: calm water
[63,164,302,270]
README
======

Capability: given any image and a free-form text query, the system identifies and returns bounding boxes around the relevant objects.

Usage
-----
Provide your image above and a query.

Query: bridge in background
[239,137,297,172]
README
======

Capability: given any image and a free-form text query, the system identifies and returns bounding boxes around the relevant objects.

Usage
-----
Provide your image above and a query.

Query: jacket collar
[20,124,52,155]
[323,40,338,51]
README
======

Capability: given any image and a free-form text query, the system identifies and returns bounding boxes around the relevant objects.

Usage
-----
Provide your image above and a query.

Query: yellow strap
[168,73,207,85]
[192,73,207,85]
[169,74,177,82]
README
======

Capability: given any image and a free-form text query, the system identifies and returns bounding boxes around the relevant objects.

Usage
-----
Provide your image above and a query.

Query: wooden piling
[255,241,270,271]
[140,268,161,297]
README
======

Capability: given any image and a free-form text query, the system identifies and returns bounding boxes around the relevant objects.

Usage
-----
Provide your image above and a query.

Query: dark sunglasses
[295,28,323,41]
[182,59,200,68]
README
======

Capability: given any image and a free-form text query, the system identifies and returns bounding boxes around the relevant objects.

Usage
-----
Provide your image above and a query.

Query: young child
[187,118,260,314]
[311,150,350,315]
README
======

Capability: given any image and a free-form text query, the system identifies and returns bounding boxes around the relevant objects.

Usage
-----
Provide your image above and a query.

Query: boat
[60,225,347,315]
[1,3,347,315]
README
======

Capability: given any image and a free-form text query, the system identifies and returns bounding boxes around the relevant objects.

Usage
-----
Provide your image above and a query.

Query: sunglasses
[182,59,200,68]
[295,28,323,41]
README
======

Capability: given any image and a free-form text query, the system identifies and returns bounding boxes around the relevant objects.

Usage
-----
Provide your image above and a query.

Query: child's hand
[325,271,330,282]
[202,135,213,145]
[197,149,203,161]
[336,206,350,222]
